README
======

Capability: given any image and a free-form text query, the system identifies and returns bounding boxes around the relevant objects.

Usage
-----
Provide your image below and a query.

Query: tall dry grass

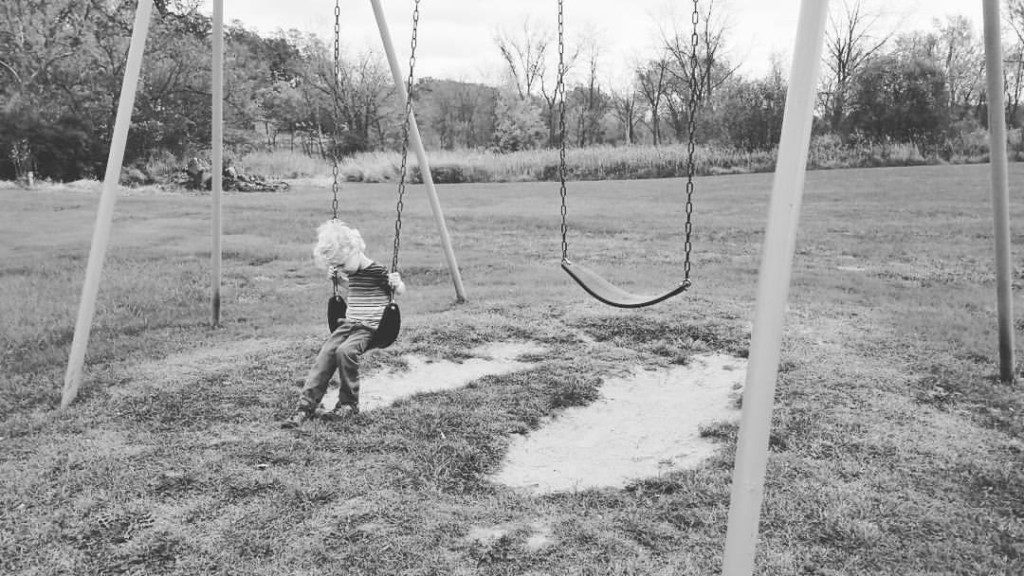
[332,135,1006,185]
[187,130,1021,187]
[336,143,776,184]
[238,150,333,180]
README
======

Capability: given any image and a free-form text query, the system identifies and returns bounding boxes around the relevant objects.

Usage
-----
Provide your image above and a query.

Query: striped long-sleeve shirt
[343,261,391,330]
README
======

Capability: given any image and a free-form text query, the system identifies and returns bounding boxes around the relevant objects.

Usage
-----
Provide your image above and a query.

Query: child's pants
[297,321,375,413]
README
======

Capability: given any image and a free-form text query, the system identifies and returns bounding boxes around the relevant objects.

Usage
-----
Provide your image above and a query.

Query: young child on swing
[282,220,405,428]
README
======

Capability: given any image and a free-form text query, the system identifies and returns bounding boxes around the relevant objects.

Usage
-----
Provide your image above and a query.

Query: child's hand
[329,265,347,283]
[388,272,406,295]
[387,272,402,289]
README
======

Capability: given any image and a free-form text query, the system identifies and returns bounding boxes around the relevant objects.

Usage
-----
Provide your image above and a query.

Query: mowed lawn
[1,164,1022,575]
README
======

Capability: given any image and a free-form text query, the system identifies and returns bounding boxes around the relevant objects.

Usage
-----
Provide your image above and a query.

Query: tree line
[499,0,1024,155]
[2,0,404,181]
[3,0,1024,182]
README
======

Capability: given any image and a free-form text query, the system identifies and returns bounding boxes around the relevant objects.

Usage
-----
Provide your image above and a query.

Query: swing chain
[393,0,420,273]
[683,0,700,282]
[557,0,569,263]
[557,0,696,285]
[331,0,342,221]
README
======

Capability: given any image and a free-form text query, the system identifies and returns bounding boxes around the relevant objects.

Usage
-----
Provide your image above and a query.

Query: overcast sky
[212,0,985,86]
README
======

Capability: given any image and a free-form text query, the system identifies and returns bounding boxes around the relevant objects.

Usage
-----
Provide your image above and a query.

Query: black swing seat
[371,302,401,348]
[327,295,347,333]
[327,296,401,349]
[561,261,691,309]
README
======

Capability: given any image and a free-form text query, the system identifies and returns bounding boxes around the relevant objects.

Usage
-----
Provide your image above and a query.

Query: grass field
[1,164,1023,575]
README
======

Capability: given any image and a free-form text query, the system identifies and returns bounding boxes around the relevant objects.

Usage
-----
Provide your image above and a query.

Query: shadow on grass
[914,361,1023,437]
[571,311,749,363]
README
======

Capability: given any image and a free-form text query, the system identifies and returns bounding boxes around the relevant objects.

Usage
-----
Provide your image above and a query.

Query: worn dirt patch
[320,341,547,412]
[112,338,295,398]
[464,520,555,552]
[490,353,746,494]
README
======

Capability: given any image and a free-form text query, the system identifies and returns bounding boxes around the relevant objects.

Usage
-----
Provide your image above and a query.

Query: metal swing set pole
[61,0,156,409]
[62,0,226,408]
[723,0,1016,573]
[721,0,830,573]
[211,0,224,326]
[982,0,1016,384]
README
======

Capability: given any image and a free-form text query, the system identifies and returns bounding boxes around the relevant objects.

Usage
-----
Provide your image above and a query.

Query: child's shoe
[280,410,313,429]
[321,403,359,422]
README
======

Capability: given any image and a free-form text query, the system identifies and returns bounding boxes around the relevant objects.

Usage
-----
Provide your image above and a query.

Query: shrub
[0,111,101,181]
[847,56,951,146]
[492,91,546,153]
[120,165,155,187]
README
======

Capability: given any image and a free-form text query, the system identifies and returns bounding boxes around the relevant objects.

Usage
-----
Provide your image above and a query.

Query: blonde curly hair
[312,219,365,269]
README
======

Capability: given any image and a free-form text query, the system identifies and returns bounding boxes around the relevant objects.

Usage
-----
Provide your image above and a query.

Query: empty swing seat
[551,0,698,309]
[561,261,691,309]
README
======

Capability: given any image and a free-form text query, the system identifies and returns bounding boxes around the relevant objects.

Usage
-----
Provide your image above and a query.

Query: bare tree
[659,0,740,143]
[891,17,983,116]
[610,85,640,145]
[0,1,107,103]
[495,19,550,99]
[153,0,203,17]
[663,0,738,107]
[341,50,394,150]
[574,34,604,147]
[496,18,581,147]
[636,56,670,145]
[820,0,892,133]
[1005,39,1024,126]
[1003,0,1024,124]
[935,15,984,111]
[537,34,580,147]
[422,79,495,149]
[304,43,394,153]
[1007,0,1024,44]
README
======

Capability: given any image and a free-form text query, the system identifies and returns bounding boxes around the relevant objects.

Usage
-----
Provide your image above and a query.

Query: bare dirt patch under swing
[490,353,746,494]
[318,341,547,412]
[319,344,746,493]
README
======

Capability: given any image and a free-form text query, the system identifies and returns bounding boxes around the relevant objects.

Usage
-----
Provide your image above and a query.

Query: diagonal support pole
[61,0,155,409]
[721,0,830,573]
[368,0,467,303]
